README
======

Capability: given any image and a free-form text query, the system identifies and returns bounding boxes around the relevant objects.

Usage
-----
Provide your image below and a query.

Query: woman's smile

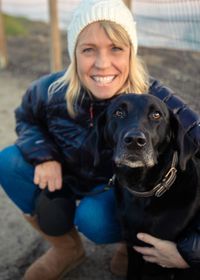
[91,75,116,85]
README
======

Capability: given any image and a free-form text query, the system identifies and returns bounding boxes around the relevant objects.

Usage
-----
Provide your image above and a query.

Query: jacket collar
[75,88,116,120]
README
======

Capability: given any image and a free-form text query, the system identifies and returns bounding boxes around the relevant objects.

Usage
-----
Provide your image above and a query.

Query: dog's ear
[177,128,198,171]
[170,112,199,170]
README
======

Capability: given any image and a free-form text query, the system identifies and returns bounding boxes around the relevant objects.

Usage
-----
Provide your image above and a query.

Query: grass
[3,13,30,36]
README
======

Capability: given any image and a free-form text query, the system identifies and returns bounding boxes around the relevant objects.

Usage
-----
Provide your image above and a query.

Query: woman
[0,0,199,279]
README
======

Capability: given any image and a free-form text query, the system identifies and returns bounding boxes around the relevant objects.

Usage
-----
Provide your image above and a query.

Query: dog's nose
[123,131,146,148]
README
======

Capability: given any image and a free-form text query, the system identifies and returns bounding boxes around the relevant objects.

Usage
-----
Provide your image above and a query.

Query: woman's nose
[94,52,111,69]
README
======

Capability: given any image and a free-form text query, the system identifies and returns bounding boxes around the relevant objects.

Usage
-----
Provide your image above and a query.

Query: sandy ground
[0,71,29,149]
[0,25,200,279]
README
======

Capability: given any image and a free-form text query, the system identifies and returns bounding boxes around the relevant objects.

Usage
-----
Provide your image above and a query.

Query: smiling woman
[55,21,148,117]
[0,0,199,279]
[75,22,130,100]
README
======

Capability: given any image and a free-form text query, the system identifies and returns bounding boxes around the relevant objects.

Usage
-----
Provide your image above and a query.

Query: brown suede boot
[23,215,85,280]
[110,243,128,277]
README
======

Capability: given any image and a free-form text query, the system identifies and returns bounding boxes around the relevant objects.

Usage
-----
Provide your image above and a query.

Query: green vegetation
[3,14,30,36]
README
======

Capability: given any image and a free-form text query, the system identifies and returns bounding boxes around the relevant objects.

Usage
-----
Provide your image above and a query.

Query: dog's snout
[123,131,146,148]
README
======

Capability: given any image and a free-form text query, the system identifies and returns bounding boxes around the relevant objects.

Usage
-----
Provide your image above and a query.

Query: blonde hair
[49,21,149,118]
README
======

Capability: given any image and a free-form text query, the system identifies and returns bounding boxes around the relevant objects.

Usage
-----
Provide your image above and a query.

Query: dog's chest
[119,189,185,246]
[119,193,158,245]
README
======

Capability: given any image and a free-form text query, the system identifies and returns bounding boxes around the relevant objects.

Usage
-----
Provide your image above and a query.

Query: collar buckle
[155,166,177,197]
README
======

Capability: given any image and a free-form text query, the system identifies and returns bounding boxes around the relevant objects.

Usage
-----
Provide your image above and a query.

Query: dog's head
[94,93,197,170]
[104,94,171,168]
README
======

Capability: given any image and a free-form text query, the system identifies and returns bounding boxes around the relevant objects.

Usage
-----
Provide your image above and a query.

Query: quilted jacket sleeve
[15,73,63,166]
[177,212,200,268]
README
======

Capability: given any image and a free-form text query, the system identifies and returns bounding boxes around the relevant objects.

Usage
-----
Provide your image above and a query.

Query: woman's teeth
[92,76,115,84]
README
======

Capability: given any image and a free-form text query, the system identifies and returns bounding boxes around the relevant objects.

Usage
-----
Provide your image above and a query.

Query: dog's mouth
[114,150,156,169]
[115,158,145,168]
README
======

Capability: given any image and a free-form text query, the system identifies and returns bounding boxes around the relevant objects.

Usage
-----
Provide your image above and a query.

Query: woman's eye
[151,111,161,120]
[113,109,126,119]
[112,46,123,52]
[82,48,94,53]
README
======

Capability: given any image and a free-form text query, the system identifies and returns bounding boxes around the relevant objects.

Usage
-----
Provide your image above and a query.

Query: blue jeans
[0,145,122,244]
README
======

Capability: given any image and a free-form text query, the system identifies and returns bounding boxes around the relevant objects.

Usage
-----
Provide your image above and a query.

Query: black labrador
[95,93,200,280]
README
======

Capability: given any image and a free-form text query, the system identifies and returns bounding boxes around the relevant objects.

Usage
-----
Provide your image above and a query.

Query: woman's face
[76,22,130,100]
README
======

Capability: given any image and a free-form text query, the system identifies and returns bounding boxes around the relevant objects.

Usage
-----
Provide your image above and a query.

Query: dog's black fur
[95,94,200,280]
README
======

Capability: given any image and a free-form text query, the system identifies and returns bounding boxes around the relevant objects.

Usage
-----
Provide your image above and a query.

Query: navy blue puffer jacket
[15,71,200,266]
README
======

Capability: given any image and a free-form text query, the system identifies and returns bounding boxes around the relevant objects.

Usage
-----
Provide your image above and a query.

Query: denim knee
[0,145,23,183]
[0,145,39,214]
[0,145,19,173]
[75,186,122,244]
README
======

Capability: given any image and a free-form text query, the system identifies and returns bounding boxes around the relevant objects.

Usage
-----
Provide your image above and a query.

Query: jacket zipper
[89,102,94,127]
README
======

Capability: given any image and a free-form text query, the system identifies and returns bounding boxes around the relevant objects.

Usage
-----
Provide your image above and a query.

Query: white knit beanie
[67,0,138,61]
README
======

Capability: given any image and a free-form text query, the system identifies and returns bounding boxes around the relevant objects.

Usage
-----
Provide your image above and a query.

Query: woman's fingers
[39,180,48,189]
[48,178,57,192]
[133,232,190,269]
[136,232,161,246]
[133,246,155,256]
[33,172,40,185]
[34,161,62,191]
[142,255,157,264]
[55,176,62,190]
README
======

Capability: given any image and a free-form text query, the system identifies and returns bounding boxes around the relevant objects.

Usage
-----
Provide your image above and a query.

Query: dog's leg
[127,246,143,280]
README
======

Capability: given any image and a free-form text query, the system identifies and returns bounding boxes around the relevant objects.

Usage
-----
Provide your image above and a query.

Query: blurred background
[0,1,200,279]
[1,0,200,74]
[2,0,200,50]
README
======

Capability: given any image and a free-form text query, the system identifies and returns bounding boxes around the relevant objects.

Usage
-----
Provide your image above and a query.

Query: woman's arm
[15,74,63,166]
[15,74,65,191]
[177,212,200,268]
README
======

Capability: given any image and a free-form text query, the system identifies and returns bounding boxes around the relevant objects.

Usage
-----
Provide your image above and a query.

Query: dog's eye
[113,109,126,119]
[151,111,161,120]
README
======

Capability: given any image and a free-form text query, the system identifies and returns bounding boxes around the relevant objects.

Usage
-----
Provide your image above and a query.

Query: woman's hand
[133,233,189,269]
[34,161,62,192]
